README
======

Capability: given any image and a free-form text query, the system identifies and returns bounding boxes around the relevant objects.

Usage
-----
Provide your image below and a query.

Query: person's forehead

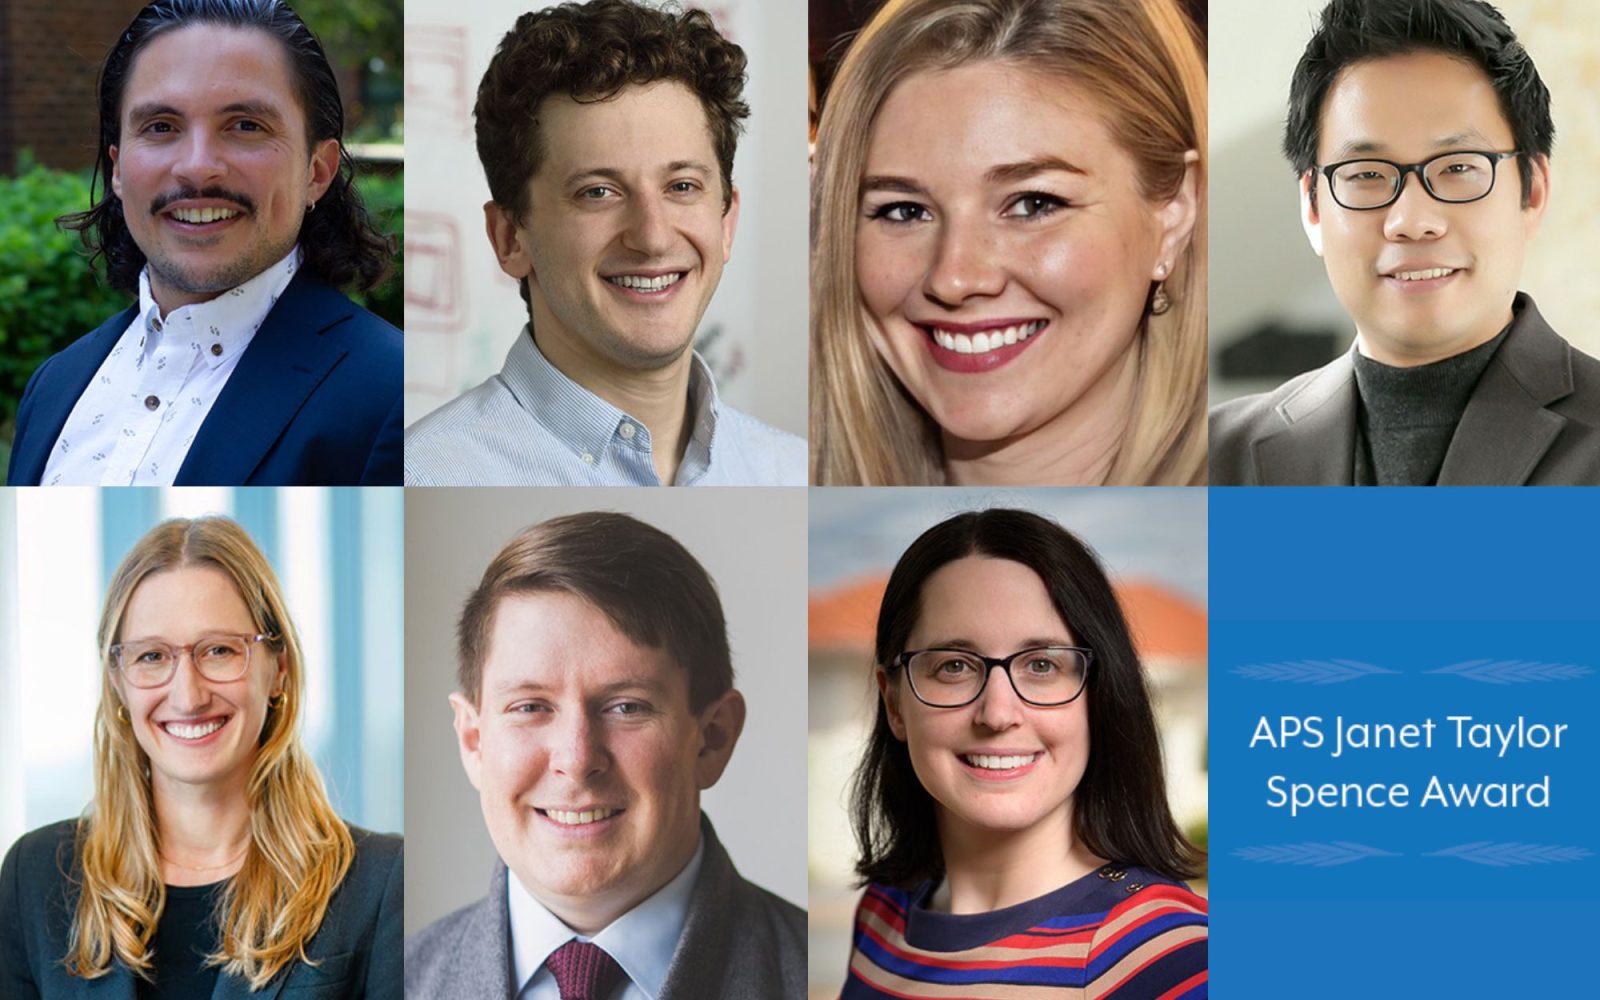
[480,591,688,695]
[120,22,303,122]
[1317,51,1514,159]
[533,80,717,176]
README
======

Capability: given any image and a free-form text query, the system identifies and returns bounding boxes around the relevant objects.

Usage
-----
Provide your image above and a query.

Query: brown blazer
[1209,294,1600,485]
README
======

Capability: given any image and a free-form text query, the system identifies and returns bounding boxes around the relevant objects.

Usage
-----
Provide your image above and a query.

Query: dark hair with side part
[850,508,1203,888]
[58,0,392,294]
[473,0,749,305]
[457,512,734,712]
[1284,0,1553,208]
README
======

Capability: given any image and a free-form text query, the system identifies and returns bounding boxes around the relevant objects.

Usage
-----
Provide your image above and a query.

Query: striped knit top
[842,864,1208,999]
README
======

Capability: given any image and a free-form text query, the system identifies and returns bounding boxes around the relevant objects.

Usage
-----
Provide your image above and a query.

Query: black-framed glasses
[109,633,271,689]
[1316,150,1520,210]
[894,646,1092,708]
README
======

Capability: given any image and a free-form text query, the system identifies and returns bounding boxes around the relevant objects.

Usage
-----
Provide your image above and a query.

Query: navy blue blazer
[0,819,402,1000]
[6,274,402,486]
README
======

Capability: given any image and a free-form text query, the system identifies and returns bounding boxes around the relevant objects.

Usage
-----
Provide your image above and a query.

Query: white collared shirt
[41,248,301,486]
[507,839,704,1000]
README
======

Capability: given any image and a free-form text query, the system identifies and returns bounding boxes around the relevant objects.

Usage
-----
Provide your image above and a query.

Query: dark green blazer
[0,819,402,1000]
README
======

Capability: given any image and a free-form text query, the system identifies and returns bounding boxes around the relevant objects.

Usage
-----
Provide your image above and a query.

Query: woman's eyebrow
[985,155,1086,183]
[861,174,927,195]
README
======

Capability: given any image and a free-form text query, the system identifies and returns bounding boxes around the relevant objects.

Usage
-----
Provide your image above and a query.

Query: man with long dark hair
[6,0,401,486]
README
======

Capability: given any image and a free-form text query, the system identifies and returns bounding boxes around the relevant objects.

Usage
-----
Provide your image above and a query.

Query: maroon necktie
[545,939,624,1000]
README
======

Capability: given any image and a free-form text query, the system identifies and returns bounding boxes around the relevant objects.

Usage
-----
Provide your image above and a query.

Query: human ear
[448,691,484,792]
[306,138,340,206]
[110,145,122,200]
[693,688,747,790]
[1299,171,1325,257]
[1152,150,1200,276]
[877,668,907,741]
[1521,153,1551,240]
[721,184,741,264]
[483,201,534,282]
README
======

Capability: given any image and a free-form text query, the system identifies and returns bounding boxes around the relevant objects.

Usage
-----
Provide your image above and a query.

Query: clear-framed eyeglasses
[109,633,272,688]
[1316,150,1521,210]
[894,645,1092,708]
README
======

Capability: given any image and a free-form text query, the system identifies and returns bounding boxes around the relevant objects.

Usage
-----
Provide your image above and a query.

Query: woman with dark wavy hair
[845,508,1207,998]
[0,517,400,998]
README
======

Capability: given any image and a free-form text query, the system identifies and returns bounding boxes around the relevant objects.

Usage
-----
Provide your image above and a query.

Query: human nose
[971,664,1025,731]
[620,193,674,257]
[164,648,211,712]
[547,710,609,778]
[922,214,1004,306]
[171,131,228,188]
[1381,169,1447,242]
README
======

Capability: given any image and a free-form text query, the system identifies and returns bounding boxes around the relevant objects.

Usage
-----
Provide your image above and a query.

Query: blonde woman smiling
[0,518,399,998]
[811,0,1208,485]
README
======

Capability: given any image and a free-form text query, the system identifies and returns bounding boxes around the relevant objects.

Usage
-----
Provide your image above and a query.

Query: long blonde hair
[67,517,353,989]
[810,0,1209,485]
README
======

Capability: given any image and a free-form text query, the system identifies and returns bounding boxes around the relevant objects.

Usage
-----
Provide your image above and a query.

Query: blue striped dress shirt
[404,328,806,486]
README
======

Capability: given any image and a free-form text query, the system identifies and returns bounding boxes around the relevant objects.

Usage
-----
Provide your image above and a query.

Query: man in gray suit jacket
[404,511,806,999]
[1210,0,1600,485]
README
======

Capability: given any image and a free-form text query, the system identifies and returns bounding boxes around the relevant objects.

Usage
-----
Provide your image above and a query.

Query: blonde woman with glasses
[811,0,1208,485]
[0,517,400,998]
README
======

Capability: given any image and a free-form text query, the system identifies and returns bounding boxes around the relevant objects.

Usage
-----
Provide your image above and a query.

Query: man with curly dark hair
[6,0,402,487]
[404,0,805,487]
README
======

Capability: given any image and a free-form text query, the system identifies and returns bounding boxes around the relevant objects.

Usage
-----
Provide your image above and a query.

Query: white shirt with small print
[41,247,301,486]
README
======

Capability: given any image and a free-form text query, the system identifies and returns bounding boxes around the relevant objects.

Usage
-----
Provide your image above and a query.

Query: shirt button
[149,316,162,333]
[618,422,636,440]
[144,395,160,410]
[210,343,223,356]
[581,452,595,465]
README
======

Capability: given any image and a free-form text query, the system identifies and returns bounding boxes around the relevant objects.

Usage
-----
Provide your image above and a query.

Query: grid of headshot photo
[4,1,1600,999]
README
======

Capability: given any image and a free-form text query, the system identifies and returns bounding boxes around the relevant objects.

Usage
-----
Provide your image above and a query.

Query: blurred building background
[0,486,405,855]
[402,0,807,438]
[1210,0,1600,405]
[806,488,1208,997]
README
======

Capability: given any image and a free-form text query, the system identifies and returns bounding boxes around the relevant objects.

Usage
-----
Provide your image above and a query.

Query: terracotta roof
[809,574,1205,663]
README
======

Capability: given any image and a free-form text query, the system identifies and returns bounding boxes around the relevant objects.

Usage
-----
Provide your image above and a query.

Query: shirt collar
[507,839,705,1000]
[134,246,302,371]
[499,327,725,472]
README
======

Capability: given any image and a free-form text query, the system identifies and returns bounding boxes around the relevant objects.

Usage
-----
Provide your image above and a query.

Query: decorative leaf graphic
[1232,842,1399,867]
[1425,842,1592,867]
[1231,660,1397,685]
[1426,660,1592,685]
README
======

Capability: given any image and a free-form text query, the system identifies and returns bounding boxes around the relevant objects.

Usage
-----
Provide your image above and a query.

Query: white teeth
[963,753,1038,770]
[545,808,619,826]
[608,272,684,292]
[932,321,1046,355]
[171,207,240,224]
[1392,267,1455,281]
[164,719,224,740]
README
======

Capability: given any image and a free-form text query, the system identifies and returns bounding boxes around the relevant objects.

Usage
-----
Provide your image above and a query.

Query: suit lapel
[176,274,355,485]
[453,864,517,1000]
[79,963,137,1000]
[1250,352,1359,485]
[211,969,286,1000]
[659,816,735,1000]
[1439,300,1571,485]
[13,306,136,485]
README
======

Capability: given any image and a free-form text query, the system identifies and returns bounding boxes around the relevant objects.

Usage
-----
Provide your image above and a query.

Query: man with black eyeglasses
[1210,0,1600,485]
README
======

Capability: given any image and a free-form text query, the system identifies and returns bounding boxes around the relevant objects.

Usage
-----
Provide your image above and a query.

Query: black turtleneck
[1352,322,1511,486]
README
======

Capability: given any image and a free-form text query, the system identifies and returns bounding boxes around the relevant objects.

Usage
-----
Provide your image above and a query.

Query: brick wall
[2,0,147,174]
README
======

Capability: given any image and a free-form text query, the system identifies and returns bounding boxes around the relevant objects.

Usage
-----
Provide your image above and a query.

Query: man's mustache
[148,188,256,216]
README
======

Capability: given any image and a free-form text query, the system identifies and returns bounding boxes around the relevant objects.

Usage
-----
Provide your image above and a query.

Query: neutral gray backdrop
[403,488,807,936]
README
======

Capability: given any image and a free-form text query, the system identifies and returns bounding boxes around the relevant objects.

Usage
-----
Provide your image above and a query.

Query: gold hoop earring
[1150,282,1172,316]
[269,691,287,709]
[116,703,129,724]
